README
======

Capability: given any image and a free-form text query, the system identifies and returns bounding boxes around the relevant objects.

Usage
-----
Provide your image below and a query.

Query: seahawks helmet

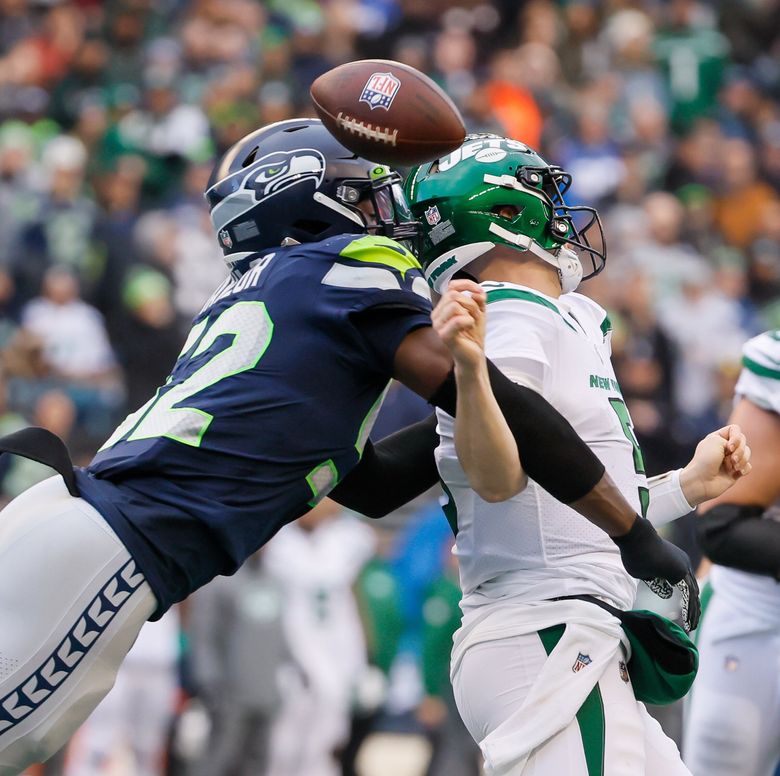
[206,118,419,275]
[404,134,606,293]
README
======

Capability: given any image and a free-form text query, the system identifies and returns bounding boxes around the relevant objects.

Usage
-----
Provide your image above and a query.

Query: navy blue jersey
[75,234,432,617]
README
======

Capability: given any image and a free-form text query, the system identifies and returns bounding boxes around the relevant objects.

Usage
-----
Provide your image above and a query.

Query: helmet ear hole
[491,204,520,220]
[241,147,259,168]
[292,219,332,237]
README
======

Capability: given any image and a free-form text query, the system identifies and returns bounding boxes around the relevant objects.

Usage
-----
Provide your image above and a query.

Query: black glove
[612,517,701,632]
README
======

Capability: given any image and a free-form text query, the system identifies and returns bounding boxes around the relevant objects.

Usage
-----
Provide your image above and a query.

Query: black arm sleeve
[697,504,780,580]
[429,361,605,504]
[330,414,440,518]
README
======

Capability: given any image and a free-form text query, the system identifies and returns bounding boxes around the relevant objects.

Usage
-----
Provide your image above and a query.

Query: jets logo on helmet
[474,148,507,163]
[404,134,606,293]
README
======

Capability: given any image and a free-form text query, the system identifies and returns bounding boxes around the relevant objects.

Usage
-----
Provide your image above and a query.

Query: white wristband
[645,469,695,527]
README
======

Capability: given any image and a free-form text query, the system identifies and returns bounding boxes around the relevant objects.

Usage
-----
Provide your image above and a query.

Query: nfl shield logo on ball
[219,229,233,249]
[359,72,401,110]
[572,653,592,673]
[425,206,442,226]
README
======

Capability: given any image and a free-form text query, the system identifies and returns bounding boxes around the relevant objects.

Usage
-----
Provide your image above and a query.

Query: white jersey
[436,282,645,612]
[264,513,376,700]
[710,330,780,627]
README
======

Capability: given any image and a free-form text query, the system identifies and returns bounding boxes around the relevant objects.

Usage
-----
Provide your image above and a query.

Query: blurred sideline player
[0,119,695,774]
[684,331,780,776]
[264,498,375,776]
[406,134,751,775]
[187,549,290,776]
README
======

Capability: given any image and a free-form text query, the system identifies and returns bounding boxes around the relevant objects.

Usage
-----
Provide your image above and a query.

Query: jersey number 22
[101,301,273,450]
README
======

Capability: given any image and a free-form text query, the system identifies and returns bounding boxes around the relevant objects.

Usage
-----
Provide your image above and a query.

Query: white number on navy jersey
[102,301,273,449]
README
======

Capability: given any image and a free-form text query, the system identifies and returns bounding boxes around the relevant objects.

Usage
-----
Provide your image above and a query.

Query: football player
[406,133,751,775]
[684,331,780,776]
[0,120,694,774]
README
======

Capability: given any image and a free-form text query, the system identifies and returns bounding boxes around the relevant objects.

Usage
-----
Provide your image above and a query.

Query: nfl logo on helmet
[219,228,233,249]
[359,72,401,111]
[425,206,441,226]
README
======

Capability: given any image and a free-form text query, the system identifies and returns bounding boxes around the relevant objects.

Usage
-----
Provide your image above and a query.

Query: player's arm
[395,309,633,531]
[431,280,525,501]
[332,290,620,522]
[398,285,700,628]
[697,398,780,579]
[646,424,752,527]
[332,293,698,624]
[326,240,697,624]
[330,413,440,518]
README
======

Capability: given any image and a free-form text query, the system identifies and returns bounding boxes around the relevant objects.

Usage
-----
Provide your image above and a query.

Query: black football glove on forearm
[612,517,701,632]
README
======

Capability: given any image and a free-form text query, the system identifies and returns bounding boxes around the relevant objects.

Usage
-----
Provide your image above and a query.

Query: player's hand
[644,571,701,634]
[431,279,487,372]
[680,424,752,506]
[612,516,701,632]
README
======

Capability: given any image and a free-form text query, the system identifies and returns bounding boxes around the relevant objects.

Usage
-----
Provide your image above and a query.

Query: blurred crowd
[2,0,778,773]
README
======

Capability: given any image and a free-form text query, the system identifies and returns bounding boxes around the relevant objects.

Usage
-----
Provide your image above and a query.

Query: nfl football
[310,59,466,167]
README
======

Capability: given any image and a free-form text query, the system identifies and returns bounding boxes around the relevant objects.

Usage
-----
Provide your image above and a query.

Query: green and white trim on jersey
[735,330,780,414]
[740,330,780,380]
[484,283,578,332]
[539,624,606,776]
[742,356,780,381]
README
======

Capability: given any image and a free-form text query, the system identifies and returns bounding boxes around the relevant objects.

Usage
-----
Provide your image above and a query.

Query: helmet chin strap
[555,246,583,294]
[487,222,583,293]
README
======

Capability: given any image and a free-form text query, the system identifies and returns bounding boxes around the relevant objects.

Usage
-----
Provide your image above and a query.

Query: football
[310,59,466,167]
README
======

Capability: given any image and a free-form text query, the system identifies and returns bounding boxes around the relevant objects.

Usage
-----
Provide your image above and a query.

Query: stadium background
[1,0,778,773]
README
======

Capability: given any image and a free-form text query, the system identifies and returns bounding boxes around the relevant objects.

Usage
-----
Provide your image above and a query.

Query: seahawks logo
[209,148,326,234]
[245,149,326,201]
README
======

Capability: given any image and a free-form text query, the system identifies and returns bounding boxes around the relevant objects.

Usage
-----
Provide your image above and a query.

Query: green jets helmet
[404,134,606,293]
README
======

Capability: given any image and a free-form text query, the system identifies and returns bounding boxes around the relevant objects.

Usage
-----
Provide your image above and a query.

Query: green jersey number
[608,397,649,518]
[102,301,273,450]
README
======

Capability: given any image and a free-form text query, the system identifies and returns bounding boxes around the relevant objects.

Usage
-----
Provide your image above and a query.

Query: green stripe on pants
[538,624,605,776]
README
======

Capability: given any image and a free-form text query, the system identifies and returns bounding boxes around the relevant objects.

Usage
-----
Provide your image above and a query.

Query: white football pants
[683,593,780,776]
[453,628,691,776]
[0,476,156,775]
